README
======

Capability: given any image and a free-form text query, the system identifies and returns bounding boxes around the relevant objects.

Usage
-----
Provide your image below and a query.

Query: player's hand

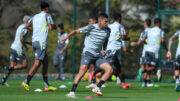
[166,51,172,60]
[60,50,64,54]
[130,42,137,46]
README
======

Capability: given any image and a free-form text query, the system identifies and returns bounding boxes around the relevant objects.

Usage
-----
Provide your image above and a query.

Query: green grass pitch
[0,79,179,101]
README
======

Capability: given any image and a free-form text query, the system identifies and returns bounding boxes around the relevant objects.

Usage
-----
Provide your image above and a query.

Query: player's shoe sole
[44,86,57,91]
[22,82,29,92]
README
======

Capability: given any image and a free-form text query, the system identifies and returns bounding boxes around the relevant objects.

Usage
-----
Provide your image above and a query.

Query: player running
[166,30,180,92]
[21,1,57,92]
[60,13,113,98]
[131,18,167,87]
[53,24,69,80]
[131,19,151,81]
[0,16,31,85]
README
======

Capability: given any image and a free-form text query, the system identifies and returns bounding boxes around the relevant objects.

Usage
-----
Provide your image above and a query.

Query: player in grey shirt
[0,16,31,85]
[167,30,180,92]
[60,13,113,98]
[22,1,57,92]
[131,19,151,81]
[53,24,69,80]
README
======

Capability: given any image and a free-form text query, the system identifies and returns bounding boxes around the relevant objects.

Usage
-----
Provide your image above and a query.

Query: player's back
[11,24,28,51]
[146,26,164,53]
[32,11,50,43]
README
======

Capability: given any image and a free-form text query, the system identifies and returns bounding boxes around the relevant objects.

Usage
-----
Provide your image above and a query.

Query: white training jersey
[143,26,164,54]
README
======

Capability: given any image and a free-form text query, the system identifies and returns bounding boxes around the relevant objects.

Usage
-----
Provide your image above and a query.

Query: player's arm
[46,14,57,30]
[131,31,147,46]
[167,34,177,60]
[122,40,134,53]
[20,34,28,51]
[160,31,168,51]
[26,18,33,31]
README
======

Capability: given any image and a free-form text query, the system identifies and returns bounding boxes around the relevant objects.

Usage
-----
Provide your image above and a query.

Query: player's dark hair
[40,1,49,10]
[58,24,64,29]
[89,15,97,22]
[154,18,161,25]
[98,13,108,19]
[113,13,121,21]
[145,19,151,26]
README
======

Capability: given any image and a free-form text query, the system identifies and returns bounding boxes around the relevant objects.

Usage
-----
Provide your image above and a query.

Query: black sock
[143,79,147,84]
[97,80,105,88]
[92,77,96,84]
[93,68,101,75]
[147,80,152,84]
[8,67,14,71]
[71,84,78,92]
[25,75,33,85]
[43,76,50,87]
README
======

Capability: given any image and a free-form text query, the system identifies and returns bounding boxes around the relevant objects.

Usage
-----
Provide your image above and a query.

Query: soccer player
[131,19,151,81]
[22,1,57,92]
[166,30,180,92]
[131,18,167,87]
[53,24,69,80]
[60,13,113,98]
[0,16,31,85]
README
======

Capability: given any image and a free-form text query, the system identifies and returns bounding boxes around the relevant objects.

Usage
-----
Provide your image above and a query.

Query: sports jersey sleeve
[173,30,180,38]
[138,31,145,41]
[160,30,165,38]
[22,28,28,35]
[119,25,126,36]
[78,25,94,34]
[46,13,54,25]
[28,18,33,25]
[64,33,70,44]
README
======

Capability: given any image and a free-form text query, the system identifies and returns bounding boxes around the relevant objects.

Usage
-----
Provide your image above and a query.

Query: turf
[0,79,179,101]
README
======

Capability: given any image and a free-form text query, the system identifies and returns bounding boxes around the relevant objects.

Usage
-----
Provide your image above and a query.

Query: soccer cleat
[141,83,147,87]
[122,83,132,88]
[147,83,154,87]
[44,86,57,91]
[101,84,106,88]
[92,86,103,96]
[157,69,162,81]
[22,82,30,92]
[68,92,77,98]
[0,81,8,86]
[85,83,96,88]
[175,83,180,92]
[137,68,143,81]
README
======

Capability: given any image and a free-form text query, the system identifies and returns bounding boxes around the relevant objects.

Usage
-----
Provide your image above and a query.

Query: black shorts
[10,48,26,62]
[144,51,158,67]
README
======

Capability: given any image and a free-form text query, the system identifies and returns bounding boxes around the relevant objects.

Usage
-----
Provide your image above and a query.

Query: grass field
[0,79,179,101]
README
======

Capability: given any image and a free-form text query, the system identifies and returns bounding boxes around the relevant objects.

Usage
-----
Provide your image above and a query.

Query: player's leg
[92,60,113,96]
[59,51,66,80]
[53,49,61,79]
[43,54,57,91]
[174,55,180,92]
[68,65,88,98]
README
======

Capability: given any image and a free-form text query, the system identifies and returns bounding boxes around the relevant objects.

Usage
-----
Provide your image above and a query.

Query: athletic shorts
[105,49,122,69]
[144,51,158,67]
[80,51,108,68]
[140,57,146,65]
[175,55,180,67]
[10,48,26,62]
[32,41,47,60]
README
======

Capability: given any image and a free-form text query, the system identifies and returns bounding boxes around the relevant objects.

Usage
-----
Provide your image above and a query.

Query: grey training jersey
[78,24,111,56]
[57,32,69,50]
[106,22,126,50]
[11,24,28,53]
[138,28,151,57]
[28,11,53,44]
[143,26,164,55]
[173,30,180,56]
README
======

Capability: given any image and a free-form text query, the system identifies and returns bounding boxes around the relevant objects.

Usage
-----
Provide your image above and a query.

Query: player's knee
[34,62,40,67]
